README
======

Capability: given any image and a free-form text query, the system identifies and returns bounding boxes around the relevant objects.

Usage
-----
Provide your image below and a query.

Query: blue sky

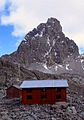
[0,25,23,55]
[0,25,14,55]
[0,0,84,56]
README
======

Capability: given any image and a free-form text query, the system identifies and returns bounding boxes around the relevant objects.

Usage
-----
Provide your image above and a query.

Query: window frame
[27,95,32,100]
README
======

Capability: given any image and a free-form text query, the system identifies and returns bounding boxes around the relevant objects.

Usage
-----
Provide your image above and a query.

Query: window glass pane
[27,95,32,100]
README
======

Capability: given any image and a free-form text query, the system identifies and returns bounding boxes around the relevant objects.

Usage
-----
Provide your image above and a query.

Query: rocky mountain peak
[16,17,79,66]
[46,17,62,31]
[1,18,79,67]
[25,17,62,40]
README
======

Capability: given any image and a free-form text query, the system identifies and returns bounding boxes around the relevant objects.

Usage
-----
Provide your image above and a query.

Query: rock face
[0,58,37,86]
[0,17,81,85]
[11,18,79,66]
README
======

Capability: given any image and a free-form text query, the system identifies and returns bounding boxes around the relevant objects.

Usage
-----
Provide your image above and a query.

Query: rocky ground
[0,81,84,120]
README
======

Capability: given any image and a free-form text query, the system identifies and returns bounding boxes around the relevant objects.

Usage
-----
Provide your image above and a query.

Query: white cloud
[65,32,84,54]
[0,0,6,11]
[1,0,41,37]
[0,0,84,53]
[1,11,40,36]
[73,33,84,48]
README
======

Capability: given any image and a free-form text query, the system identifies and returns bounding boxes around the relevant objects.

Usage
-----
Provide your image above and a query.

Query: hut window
[41,95,47,101]
[56,94,61,100]
[27,95,32,100]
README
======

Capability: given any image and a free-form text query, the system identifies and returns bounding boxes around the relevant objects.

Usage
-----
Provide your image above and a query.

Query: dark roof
[13,85,21,89]
[7,85,21,90]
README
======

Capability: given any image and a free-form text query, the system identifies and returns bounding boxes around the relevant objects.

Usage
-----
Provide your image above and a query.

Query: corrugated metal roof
[20,80,68,88]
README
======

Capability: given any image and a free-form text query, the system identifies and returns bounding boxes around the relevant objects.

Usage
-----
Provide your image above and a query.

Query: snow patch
[47,37,50,46]
[81,59,84,70]
[23,38,26,41]
[55,52,57,56]
[66,64,69,70]
[35,27,45,37]
[53,39,55,46]
[39,28,45,37]
[44,52,49,57]
[81,59,84,63]
[33,58,36,60]
[43,64,48,70]
[35,33,39,37]
[32,37,35,40]
[58,65,63,68]
[52,21,55,24]
[55,66,58,71]
[39,31,43,37]
[66,64,72,71]
[44,46,52,58]
[24,41,27,44]
[26,34,29,37]
[49,47,52,53]
[57,35,60,39]
[61,41,64,43]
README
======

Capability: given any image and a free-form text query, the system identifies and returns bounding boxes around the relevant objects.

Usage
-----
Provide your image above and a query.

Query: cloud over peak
[0,0,84,53]
[1,0,41,37]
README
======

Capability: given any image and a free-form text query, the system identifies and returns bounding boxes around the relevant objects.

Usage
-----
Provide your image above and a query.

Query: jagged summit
[25,17,62,40]
[47,17,60,23]
[1,18,79,66]
[2,17,79,66]
[15,17,79,66]
[46,17,62,32]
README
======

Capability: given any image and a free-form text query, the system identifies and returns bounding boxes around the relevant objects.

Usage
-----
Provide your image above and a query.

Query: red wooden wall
[6,86,21,98]
[21,87,67,104]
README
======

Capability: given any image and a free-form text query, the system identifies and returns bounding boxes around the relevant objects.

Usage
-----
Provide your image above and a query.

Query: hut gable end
[6,85,21,98]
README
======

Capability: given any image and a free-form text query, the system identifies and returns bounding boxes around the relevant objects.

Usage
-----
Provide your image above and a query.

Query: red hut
[20,80,68,104]
[6,85,21,98]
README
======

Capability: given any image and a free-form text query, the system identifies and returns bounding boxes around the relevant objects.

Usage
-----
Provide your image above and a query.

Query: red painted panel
[61,88,66,101]
[21,87,67,104]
